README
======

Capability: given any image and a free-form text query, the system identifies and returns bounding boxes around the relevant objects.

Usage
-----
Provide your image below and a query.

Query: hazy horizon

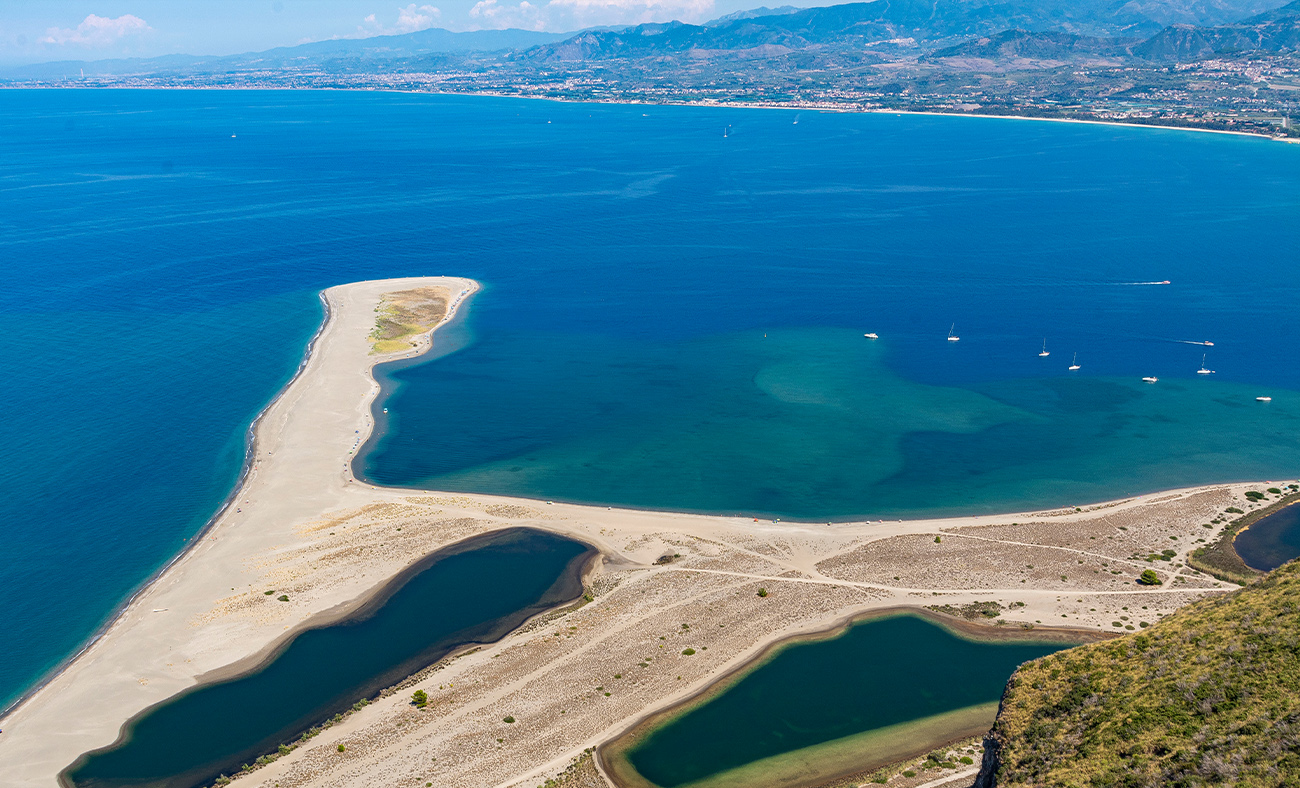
[0,0,825,66]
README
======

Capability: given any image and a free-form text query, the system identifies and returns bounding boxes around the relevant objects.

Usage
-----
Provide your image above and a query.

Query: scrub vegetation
[369,287,449,354]
[981,559,1300,786]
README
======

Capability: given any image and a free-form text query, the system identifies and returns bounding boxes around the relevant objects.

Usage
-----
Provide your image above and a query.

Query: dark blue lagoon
[63,528,593,788]
[602,613,1082,788]
[1234,500,1300,571]
[3,89,1300,710]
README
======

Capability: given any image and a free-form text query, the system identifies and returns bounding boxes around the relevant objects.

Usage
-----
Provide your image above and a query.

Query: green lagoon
[604,613,1082,788]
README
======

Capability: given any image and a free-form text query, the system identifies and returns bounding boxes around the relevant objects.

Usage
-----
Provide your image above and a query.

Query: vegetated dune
[976,558,1300,786]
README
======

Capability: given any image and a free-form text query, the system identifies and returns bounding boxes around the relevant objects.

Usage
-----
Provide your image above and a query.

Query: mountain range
[5,0,1298,80]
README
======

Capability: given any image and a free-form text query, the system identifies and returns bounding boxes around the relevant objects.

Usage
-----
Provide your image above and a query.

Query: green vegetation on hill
[978,560,1300,786]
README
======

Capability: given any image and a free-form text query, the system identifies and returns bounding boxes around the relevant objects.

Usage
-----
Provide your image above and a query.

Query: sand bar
[0,276,1288,788]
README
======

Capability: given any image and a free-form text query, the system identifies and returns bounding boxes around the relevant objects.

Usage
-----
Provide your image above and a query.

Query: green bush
[1268,488,1282,495]
[756,588,768,597]
[903,770,917,778]
[682,648,696,655]
[960,756,974,764]
[277,595,289,602]
[1138,569,1162,586]
[503,716,515,723]
[935,536,942,543]
[337,744,346,753]
[411,690,427,708]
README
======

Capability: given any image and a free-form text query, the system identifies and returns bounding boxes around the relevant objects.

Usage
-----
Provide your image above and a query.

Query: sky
[0,0,831,65]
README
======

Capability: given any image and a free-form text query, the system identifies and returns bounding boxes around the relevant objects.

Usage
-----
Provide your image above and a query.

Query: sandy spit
[0,275,1286,788]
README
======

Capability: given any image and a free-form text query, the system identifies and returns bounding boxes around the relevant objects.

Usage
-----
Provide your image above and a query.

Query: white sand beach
[0,276,1283,788]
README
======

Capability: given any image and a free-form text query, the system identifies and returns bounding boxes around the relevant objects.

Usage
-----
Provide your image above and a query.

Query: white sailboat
[1038,339,1050,357]
[947,323,960,342]
[1068,352,1081,371]
[1197,354,1215,375]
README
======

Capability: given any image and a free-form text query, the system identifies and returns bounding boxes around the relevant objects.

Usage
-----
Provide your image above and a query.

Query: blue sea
[2,89,1298,713]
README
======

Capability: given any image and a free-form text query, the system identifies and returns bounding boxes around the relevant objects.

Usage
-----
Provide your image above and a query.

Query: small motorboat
[1257,396,1273,402]
[864,332,879,339]
[1143,376,1159,383]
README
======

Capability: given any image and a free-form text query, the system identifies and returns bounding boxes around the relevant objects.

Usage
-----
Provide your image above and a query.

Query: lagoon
[63,529,592,788]
[604,613,1079,788]
[1234,502,1300,572]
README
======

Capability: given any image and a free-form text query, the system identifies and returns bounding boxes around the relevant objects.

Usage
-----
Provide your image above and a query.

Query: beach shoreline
[2,275,1290,788]
[5,86,1297,145]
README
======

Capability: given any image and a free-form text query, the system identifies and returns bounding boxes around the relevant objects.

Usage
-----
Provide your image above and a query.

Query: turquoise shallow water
[3,89,1299,712]
[618,614,1074,787]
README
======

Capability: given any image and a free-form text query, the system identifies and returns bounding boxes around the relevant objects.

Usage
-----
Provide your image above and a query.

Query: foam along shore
[0,274,1289,788]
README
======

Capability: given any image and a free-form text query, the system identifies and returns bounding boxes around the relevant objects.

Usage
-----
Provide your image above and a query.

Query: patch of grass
[927,600,1004,620]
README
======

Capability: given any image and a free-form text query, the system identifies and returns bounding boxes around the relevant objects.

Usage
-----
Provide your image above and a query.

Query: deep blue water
[2,89,1299,713]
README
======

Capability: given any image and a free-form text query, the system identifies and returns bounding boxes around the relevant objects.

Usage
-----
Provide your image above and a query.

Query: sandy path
[1,275,1289,788]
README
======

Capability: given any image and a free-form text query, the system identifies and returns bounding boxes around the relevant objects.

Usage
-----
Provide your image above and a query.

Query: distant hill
[1135,0,1300,58]
[975,559,1300,786]
[519,0,1291,62]
[704,5,802,26]
[928,29,1135,61]
[2,26,571,79]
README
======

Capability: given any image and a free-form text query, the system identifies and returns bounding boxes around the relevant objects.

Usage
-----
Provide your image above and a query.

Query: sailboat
[1038,339,1050,358]
[723,126,730,137]
[947,324,960,342]
[1068,353,1081,371]
[1197,354,1215,375]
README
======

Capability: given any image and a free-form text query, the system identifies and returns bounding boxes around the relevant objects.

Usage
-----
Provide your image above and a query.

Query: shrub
[681,648,696,656]
[903,770,917,778]
[756,588,768,597]
[1226,507,1244,514]
[277,595,290,602]
[1138,569,1162,586]
[411,690,427,708]
[263,590,274,595]
[1268,488,1282,495]
[503,716,515,723]
[337,744,346,752]
[960,756,974,764]
[934,536,942,543]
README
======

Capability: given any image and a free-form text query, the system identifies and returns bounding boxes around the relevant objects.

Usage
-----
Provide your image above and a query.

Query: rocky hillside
[976,560,1300,786]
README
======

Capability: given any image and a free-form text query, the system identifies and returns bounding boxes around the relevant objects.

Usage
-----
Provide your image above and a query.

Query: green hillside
[977,561,1300,786]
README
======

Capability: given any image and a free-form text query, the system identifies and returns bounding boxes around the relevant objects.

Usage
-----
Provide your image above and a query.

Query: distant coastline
[5,84,1295,144]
